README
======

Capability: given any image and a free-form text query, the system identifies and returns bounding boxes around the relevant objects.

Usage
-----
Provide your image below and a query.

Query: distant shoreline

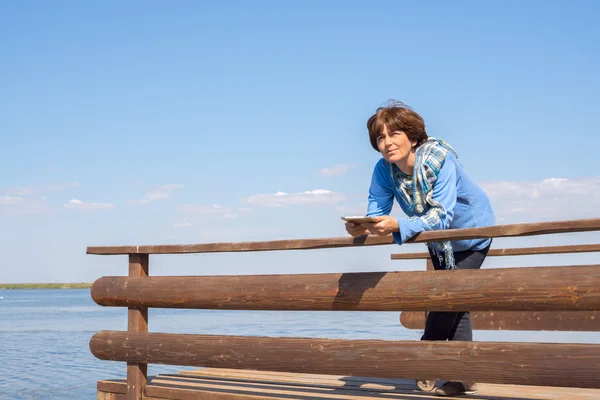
[0,283,92,289]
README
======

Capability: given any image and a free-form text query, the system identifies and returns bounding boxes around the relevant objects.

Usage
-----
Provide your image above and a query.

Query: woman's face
[376,125,416,167]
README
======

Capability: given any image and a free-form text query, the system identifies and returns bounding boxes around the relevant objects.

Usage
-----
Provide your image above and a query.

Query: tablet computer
[341,216,377,224]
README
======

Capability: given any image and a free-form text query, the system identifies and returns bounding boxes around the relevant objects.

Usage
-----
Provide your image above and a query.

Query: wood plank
[86,217,600,255]
[179,368,416,389]
[91,265,600,311]
[178,369,417,394]
[391,243,600,260]
[100,374,428,400]
[127,254,149,400]
[89,331,600,389]
[180,369,600,400]
[98,392,126,400]
[99,379,127,394]
[147,374,438,399]
[104,373,419,399]
[476,384,600,400]
[400,311,600,331]
[98,372,600,400]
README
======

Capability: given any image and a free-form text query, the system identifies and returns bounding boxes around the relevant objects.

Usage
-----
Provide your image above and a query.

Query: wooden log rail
[91,265,600,311]
[401,310,600,331]
[90,331,600,389]
[86,217,600,400]
[391,243,600,260]
[393,243,600,331]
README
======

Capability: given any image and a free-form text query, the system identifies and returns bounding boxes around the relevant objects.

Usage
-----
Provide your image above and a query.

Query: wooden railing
[88,217,600,400]
[393,243,600,332]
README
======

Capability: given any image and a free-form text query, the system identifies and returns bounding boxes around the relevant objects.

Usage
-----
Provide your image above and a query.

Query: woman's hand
[345,222,370,237]
[361,216,399,236]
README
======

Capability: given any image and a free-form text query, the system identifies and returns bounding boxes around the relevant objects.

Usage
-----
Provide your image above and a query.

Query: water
[1,289,599,399]
[0,289,416,399]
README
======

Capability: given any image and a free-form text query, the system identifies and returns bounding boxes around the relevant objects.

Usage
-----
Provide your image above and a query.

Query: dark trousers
[421,242,491,341]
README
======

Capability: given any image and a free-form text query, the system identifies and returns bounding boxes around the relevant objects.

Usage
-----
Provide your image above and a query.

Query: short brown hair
[366,100,428,152]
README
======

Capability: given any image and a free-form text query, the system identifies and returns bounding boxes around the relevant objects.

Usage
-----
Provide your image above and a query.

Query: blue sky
[1,1,599,283]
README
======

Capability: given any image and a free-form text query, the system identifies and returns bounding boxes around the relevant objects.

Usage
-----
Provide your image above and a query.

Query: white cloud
[130,184,183,204]
[243,189,346,207]
[1,182,79,215]
[481,177,600,223]
[4,182,79,196]
[64,199,114,210]
[180,204,237,219]
[5,188,37,196]
[0,196,53,216]
[0,196,25,205]
[173,221,193,228]
[319,164,355,177]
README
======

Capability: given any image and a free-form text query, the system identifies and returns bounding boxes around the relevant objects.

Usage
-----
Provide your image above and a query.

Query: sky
[1,0,599,283]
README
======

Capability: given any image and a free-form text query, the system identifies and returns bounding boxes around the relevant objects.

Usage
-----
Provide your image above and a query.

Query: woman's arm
[358,160,401,238]
[363,156,457,245]
[345,160,394,237]
[366,160,395,217]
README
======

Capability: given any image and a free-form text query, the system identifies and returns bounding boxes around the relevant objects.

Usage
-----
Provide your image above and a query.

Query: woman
[345,100,495,397]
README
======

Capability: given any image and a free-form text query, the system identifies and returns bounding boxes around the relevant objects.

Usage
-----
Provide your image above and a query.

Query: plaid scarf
[389,137,460,269]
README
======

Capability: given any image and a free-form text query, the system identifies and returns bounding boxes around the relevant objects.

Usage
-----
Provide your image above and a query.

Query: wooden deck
[98,368,600,400]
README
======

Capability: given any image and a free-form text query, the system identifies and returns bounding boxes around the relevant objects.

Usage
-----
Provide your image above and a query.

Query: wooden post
[127,254,149,400]
[401,258,434,330]
[425,258,434,271]
[423,258,434,324]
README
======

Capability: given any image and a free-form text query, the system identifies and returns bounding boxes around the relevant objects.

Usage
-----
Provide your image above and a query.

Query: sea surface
[1,289,599,399]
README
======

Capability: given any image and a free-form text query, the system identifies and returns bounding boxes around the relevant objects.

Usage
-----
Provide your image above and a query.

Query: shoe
[464,382,479,394]
[434,381,478,396]
[416,379,436,391]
